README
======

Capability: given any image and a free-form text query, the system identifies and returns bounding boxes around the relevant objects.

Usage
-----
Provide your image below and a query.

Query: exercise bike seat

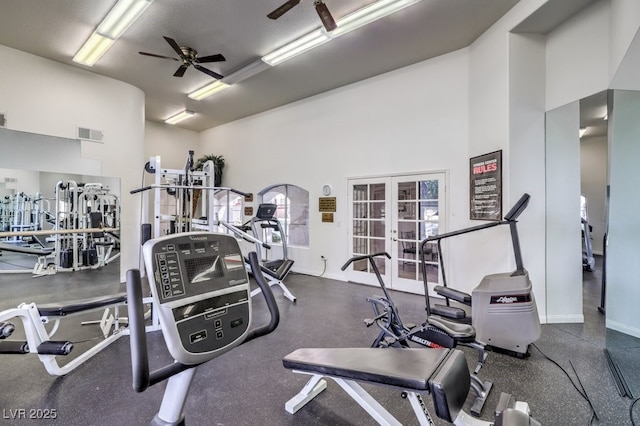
[427,316,475,342]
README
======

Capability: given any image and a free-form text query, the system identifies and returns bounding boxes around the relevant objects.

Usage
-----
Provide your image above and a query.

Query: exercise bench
[283,347,539,425]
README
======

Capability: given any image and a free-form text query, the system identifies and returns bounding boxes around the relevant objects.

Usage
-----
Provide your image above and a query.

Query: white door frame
[346,172,447,295]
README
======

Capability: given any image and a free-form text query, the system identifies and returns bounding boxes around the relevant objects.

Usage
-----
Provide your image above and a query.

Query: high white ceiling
[0,0,596,132]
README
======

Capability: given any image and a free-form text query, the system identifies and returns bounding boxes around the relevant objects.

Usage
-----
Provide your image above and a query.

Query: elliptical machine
[421,193,540,357]
[126,232,279,425]
[343,253,492,416]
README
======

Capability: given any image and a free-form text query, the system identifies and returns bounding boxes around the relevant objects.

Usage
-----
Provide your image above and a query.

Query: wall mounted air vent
[0,113,6,128]
[77,127,104,143]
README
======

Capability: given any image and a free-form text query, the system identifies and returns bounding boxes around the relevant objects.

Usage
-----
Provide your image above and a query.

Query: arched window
[259,184,309,247]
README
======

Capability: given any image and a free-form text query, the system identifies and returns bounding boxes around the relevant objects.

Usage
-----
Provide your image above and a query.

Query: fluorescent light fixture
[165,110,195,125]
[73,0,153,66]
[332,0,422,37]
[261,0,422,67]
[188,60,271,101]
[262,29,331,66]
[223,60,270,85]
[579,127,587,138]
[189,81,230,100]
[98,0,153,38]
[73,34,115,66]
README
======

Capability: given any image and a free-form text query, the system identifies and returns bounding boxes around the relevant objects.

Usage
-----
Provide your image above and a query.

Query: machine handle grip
[126,269,194,393]
[129,186,152,194]
[126,269,150,392]
[244,252,280,343]
[341,252,391,271]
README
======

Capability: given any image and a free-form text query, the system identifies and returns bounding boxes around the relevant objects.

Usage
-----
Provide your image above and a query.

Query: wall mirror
[546,84,640,398]
[0,167,120,274]
[0,128,120,281]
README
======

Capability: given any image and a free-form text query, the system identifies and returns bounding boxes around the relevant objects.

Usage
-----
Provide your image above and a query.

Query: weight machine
[54,181,120,271]
[0,192,50,239]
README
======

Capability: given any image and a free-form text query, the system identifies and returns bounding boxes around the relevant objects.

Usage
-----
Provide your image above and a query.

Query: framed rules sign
[470,150,502,221]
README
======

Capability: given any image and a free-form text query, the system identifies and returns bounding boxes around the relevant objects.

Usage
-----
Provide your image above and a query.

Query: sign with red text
[470,150,502,221]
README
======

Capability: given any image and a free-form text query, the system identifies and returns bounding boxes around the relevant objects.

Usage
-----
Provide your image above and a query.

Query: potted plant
[194,154,225,187]
[192,154,225,216]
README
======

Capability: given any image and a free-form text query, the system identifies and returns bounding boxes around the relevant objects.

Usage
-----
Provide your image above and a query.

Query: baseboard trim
[546,314,584,324]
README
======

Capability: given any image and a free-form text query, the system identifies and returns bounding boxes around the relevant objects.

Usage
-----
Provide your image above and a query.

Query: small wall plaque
[244,206,254,216]
[319,197,336,212]
[322,213,334,223]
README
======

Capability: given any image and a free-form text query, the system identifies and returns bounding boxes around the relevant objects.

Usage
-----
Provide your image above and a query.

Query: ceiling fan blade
[163,36,185,58]
[139,51,180,61]
[173,64,189,77]
[197,54,226,63]
[194,64,223,80]
[315,0,336,32]
[267,0,302,19]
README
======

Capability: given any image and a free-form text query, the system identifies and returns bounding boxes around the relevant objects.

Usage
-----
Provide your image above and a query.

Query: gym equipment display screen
[185,256,223,283]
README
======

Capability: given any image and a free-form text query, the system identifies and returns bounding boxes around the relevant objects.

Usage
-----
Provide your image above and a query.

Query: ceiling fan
[267,0,337,32]
[139,36,225,79]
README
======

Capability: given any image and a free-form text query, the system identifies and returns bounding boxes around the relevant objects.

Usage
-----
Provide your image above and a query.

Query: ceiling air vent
[0,113,6,128]
[77,127,104,143]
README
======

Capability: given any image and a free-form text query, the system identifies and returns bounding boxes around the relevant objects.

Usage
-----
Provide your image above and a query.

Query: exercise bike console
[129,232,280,425]
[143,232,251,365]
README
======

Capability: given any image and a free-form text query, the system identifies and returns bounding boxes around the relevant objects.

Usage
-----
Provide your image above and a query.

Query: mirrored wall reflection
[0,168,121,274]
[604,89,640,398]
[546,87,640,398]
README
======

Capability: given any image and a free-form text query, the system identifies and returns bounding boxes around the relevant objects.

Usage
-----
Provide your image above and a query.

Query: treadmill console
[143,232,251,365]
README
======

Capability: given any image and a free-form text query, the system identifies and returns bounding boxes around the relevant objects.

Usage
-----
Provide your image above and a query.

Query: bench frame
[0,295,126,375]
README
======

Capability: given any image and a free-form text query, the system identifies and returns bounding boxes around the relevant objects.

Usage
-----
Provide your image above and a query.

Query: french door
[347,173,446,295]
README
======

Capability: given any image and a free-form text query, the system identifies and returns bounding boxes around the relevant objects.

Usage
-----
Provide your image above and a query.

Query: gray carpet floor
[0,254,637,425]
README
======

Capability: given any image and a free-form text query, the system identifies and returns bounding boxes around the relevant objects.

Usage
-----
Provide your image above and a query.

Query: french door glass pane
[370,184,385,200]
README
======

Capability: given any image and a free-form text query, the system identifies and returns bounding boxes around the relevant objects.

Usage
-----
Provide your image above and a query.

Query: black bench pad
[37,292,127,317]
[283,347,451,391]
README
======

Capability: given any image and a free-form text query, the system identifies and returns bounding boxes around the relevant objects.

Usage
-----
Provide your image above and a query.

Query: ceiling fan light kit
[139,36,226,79]
[73,0,153,66]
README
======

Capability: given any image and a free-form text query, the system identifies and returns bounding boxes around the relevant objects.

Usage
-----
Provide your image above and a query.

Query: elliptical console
[128,232,279,425]
[143,232,251,365]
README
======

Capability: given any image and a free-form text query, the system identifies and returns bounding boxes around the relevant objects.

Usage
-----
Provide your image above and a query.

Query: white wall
[199,49,471,281]
[540,0,640,323]
[545,101,583,323]
[545,0,611,111]
[507,33,547,320]
[580,135,608,254]
[145,121,200,170]
[0,44,145,280]
[0,168,40,196]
